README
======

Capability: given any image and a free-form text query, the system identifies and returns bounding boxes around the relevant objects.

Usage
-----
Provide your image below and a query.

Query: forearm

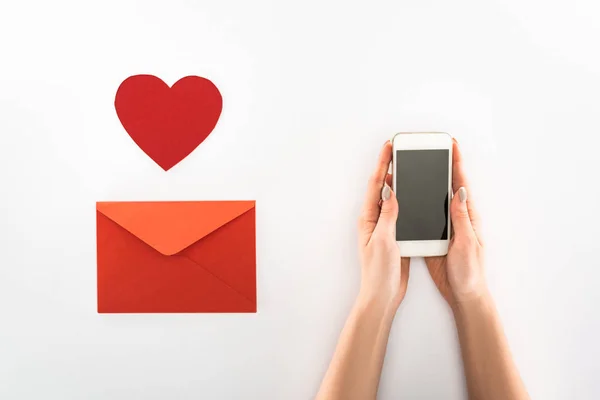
[316,295,397,400]
[453,292,529,400]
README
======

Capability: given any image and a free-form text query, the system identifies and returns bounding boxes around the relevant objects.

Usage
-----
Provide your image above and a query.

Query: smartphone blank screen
[395,150,449,241]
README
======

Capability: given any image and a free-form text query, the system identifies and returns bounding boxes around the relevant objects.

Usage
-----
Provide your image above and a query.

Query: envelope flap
[96,201,255,256]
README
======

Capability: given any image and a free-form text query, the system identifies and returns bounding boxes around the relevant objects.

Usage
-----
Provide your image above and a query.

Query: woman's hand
[426,140,530,399]
[425,139,487,308]
[316,141,410,400]
[357,141,410,310]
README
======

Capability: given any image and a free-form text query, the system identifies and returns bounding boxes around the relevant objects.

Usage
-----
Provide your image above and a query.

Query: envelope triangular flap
[96,201,255,256]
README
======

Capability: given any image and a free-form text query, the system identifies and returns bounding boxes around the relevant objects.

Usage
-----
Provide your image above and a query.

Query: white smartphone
[392,132,453,257]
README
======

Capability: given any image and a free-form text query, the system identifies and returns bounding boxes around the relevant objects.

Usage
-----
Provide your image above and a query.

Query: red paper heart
[115,75,223,171]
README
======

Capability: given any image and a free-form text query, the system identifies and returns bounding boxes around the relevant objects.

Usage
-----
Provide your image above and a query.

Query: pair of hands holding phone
[358,139,485,311]
[316,139,529,400]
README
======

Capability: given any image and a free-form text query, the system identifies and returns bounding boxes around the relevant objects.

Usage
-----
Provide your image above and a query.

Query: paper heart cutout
[115,75,223,171]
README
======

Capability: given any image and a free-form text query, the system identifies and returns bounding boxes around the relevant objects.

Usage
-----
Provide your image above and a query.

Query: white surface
[1,0,599,399]
[393,132,452,257]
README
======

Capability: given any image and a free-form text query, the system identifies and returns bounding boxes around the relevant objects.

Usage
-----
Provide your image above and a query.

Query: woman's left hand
[357,141,410,310]
[316,141,410,400]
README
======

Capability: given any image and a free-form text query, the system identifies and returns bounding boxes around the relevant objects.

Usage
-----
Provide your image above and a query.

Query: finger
[372,185,398,240]
[360,141,393,231]
[451,138,467,193]
[399,257,410,295]
[451,139,483,242]
[385,172,392,188]
[451,187,476,241]
[385,154,393,187]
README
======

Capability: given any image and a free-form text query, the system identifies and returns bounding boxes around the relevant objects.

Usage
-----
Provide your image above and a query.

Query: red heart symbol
[115,75,223,171]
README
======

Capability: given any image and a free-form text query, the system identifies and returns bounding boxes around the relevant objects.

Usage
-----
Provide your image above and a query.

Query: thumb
[451,187,475,239]
[373,184,398,237]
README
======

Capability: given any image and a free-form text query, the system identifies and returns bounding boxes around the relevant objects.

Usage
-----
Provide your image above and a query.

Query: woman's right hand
[425,139,487,308]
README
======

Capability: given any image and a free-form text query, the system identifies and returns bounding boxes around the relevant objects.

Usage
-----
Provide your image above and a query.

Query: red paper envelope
[96,201,256,313]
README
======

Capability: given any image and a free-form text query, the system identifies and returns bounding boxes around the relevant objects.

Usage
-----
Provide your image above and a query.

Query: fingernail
[453,137,459,144]
[381,185,391,201]
[458,187,467,203]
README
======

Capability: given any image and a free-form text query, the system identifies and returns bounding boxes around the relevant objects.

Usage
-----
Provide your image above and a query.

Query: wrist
[355,290,400,321]
[450,279,490,311]
[451,288,494,320]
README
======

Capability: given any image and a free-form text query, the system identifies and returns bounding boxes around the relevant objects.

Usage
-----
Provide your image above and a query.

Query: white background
[1,0,599,399]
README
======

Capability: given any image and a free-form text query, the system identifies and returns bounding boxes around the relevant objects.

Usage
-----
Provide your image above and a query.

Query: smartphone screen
[395,150,449,241]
